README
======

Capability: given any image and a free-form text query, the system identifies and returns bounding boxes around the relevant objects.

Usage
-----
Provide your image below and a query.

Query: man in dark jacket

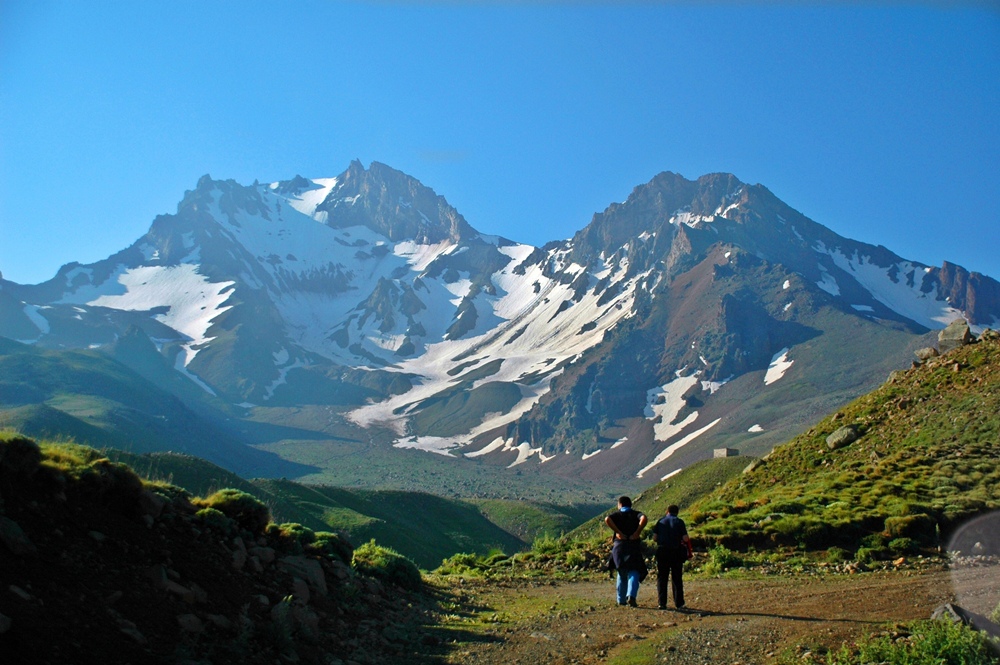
[652,504,690,610]
[605,496,648,607]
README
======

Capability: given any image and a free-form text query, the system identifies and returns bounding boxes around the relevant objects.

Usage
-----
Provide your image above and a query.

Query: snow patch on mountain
[637,418,721,478]
[816,264,841,296]
[764,348,794,385]
[23,305,51,335]
[645,374,700,441]
[748,424,763,433]
[823,249,963,329]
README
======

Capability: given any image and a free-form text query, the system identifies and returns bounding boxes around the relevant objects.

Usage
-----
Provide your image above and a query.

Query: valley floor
[432,567,986,664]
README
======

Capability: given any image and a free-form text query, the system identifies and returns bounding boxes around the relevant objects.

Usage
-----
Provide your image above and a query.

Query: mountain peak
[316,160,477,244]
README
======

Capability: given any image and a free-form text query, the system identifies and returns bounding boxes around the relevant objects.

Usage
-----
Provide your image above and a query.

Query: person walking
[652,504,690,611]
[605,496,648,607]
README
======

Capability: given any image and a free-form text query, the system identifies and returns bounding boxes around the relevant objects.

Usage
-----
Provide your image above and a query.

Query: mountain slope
[687,329,1000,550]
[2,164,998,486]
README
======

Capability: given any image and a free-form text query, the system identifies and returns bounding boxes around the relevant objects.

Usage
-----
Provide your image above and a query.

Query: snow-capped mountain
[2,163,998,483]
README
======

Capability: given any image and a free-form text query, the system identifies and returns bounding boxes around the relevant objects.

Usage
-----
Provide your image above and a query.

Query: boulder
[0,517,37,556]
[931,603,1000,640]
[279,556,327,596]
[938,318,974,353]
[249,545,276,564]
[177,614,204,634]
[826,425,860,450]
[914,347,939,361]
[981,328,1000,342]
[138,489,166,519]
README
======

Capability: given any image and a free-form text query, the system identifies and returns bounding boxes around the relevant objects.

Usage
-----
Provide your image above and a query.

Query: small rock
[105,590,123,605]
[249,546,276,564]
[120,626,147,644]
[205,614,233,630]
[232,548,247,571]
[88,531,107,543]
[255,594,270,608]
[914,347,939,361]
[292,577,311,605]
[138,489,166,519]
[164,580,196,604]
[177,613,204,633]
[0,517,37,556]
[249,556,265,574]
[9,585,33,602]
[0,612,11,634]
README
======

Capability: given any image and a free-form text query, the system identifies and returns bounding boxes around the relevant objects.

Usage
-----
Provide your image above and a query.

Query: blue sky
[1,1,998,285]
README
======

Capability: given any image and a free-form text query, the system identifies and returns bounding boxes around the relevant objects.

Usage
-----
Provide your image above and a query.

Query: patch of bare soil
[439,568,957,665]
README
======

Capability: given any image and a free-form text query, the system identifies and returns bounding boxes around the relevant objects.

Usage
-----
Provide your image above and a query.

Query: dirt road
[437,568,967,664]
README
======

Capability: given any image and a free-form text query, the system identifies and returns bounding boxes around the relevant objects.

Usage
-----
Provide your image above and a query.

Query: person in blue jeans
[605,496,648,607]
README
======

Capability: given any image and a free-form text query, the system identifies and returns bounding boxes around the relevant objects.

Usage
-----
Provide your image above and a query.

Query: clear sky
[1,1,998,285]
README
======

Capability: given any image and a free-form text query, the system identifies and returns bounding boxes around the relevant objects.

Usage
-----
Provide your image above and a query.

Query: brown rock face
[937,262,1000,326]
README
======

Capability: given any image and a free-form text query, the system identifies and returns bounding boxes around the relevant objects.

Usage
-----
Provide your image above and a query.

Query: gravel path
[438,569,959,664]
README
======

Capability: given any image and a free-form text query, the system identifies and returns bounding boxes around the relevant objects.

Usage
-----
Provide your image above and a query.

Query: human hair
[618,496,632,508]
[667,504,679,515]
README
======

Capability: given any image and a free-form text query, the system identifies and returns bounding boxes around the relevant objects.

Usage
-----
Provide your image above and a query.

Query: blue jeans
[616,569,640,604]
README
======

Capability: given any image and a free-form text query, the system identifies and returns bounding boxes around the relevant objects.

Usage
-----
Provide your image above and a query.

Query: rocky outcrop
[939,318,974,354]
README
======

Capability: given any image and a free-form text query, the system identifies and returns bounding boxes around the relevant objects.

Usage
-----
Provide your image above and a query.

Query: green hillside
[566,456,751,546]
[99,449,594,569]
[0,338,313,479]
[687,332,1000,552]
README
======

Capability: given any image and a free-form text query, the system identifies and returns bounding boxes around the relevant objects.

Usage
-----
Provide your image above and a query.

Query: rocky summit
[1,163,998,486]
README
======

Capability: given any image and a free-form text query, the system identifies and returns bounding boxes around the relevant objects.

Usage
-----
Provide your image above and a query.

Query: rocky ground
[0,441,447,665]
[431,565,996,665]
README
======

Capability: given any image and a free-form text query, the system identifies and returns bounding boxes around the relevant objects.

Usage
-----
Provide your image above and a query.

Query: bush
[825,547,850,564]
[856,546,887,564]
[825,619,999,665]
[888,537,916,554]
[194,489,270,535]
[353,540,421,591]
[532,533,562,556]
[307,531,354,565]
[884,514,936,543]
[436,552,485,576]
[267,522,315,553]
[703,545,742,575]
[196,507,236,534]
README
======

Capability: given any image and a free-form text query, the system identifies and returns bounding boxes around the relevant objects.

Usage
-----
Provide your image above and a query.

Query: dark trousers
[656,547,685,608]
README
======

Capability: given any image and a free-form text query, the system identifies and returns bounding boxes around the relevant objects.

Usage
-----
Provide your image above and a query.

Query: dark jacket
[606,509,649,581]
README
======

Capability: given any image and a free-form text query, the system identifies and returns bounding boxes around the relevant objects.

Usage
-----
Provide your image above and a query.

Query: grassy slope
[250,479,529,569]
[686,335,1000,550]
[0,339,313,479]
[566,456,751,546]
[94,449,590,570]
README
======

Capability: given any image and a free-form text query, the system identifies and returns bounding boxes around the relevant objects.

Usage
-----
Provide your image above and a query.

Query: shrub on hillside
[307,531,354,566]
[266,522,316,554]
[196,507,237,534]
[194,489,270,535]
[703,545,742,575]
[825,619,999,665]
[353,540,421,591]
[884,514,937,543]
